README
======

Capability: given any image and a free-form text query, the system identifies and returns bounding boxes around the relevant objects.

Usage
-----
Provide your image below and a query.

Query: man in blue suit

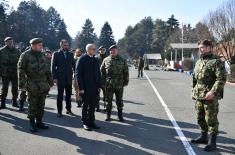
[76,44,101,131]
[51,39,75,117]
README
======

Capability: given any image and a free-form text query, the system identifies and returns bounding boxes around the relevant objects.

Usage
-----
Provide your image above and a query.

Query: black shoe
[36,122,49,129]
[118,110,125,122]
[66,111,75,116]
[191,132,208,144]
[77,101,82,107]
[0,105,6,109]
[29,118,37,132]
[83,125,91,131]
[96,108,100,112]
[12,100,19,108]
[204,133,217,152]
[57,113,63,117]
[89,123,100,129]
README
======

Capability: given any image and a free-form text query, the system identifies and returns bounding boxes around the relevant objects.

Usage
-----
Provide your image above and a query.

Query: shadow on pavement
[0,108,234,154]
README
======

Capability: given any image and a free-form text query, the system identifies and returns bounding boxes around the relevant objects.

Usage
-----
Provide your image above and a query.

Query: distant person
[95,45,107,112]
[51,40,75,117]
[101,45,129,122]
[73,48,83,107]
[0,37,21,109]
[76,44,101,131]
[138,56,144,78]
[191,40,226,152]
[18,38,53,132]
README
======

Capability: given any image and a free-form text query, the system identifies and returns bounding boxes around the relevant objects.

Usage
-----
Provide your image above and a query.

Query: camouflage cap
[109,45,117,51]
[99,45,105,50]
[30,38,43,45]
[4,37,13,42]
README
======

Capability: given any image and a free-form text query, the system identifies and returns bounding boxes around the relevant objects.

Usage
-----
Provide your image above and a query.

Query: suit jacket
[75,54,101,97]
[51,49,75,86]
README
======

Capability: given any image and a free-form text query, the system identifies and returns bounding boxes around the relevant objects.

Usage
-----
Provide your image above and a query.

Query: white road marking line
[144,71,196,155]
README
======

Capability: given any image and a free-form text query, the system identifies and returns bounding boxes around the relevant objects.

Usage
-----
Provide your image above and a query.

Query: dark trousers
[82,95,96,125]
[138,68,143,77]
[57,84,72,114]
[1,76,18,101]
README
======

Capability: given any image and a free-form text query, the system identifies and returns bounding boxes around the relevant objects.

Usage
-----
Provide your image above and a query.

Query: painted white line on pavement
[143,71,196,155]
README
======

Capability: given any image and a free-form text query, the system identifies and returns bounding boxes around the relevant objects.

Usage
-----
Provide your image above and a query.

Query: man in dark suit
[76,44,101,131]
[51,39,75,117]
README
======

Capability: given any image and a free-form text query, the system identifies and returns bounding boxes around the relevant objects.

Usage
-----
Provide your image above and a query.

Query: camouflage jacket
[192,52,226,100]
[0,45,21,77]
[18,48,53,93]
[101,55,129,88]
[95,53,107,67]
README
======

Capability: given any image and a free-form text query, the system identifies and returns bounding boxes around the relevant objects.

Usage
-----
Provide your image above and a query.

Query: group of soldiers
[0,37,129,132]
[0,36,227,152]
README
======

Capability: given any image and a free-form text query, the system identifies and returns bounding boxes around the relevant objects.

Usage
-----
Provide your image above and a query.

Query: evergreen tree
[98,22,116,51]
[77,19,97,51]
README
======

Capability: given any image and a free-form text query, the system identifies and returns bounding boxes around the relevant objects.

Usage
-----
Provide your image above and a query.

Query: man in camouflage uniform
[137,56,144,78]
[18,38,53,132]
[18,47,31,111]
[101,45,129,122]
[0,37,21,109]
[191,40,226,152]
[73,48,83,107]
[95,45,107,112]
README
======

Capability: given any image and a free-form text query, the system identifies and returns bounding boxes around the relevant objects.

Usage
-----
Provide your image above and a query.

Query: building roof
[170,43,198,49]
[144,53,162,60]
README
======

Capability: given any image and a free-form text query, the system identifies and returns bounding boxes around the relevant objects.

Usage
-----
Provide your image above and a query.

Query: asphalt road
[0,67,234,155]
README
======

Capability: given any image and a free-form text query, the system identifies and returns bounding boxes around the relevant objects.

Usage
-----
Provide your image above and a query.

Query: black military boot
[36,117,49,129]
[118,110,125,122]
[77,100,82,108]
[19,100,25,111]
[191,132,208,144]
[105,110,111,121]
[0,99,6,109]
[29,118,37,132]
[12,100,19,108]
[204,133,217,152]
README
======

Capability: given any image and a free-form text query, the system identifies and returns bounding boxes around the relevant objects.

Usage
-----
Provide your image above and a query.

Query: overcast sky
[9,0,225,40]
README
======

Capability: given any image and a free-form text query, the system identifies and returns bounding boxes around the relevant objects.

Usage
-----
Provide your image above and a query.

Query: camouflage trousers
[96,87,107,109]
[72,79,81,102]
[106,87,124,111]
[195,99,219,134]
[27,92,47,119]
[0,76,18,101]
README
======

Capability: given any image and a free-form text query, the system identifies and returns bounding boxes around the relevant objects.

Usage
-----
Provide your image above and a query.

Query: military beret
[99,45,105,50]
[30,38,43,44]
[4,37,12,42]
[109,45,117,50]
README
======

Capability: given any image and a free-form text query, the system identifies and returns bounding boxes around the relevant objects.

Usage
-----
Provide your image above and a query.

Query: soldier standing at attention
[18,47,31,111]
[137,56,144,78]
[191,40,226,152]
[73,48,83,107]
[0,37,21,109]
[18,38,53,132]
[95,45,107,112]
[101,45,129,122]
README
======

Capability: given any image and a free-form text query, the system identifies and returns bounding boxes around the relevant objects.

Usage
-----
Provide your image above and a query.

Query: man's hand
[80,90,84,94]
[204,91,215,101]
[53,79,57,85]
